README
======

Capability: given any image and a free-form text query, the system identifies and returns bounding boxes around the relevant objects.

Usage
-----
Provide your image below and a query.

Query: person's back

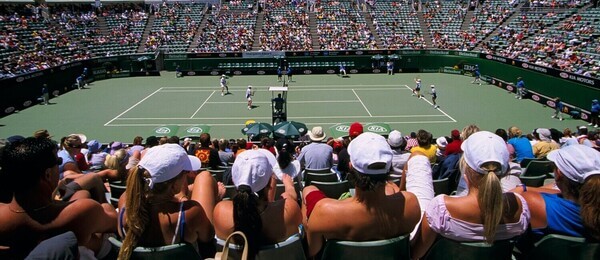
[303,133,420,257]
[508,127,534,162]
[298,127,333,169]
[213,150,302,257]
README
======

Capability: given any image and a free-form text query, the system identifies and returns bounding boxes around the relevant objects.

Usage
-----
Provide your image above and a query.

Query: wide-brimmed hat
[308,126,327,142]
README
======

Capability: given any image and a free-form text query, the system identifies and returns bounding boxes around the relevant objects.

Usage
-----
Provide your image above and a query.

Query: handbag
[213,231,249,260]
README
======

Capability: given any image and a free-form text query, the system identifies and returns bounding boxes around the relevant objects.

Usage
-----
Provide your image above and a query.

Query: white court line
[163,84,402,89]
[352,89,372,117]
[104,87,163,126]
[115,115,448,120]
[190,91,216,118]
[402,85,457,123]
[105,121,455,127]
[205,100,360,104]
[161,87,409,92]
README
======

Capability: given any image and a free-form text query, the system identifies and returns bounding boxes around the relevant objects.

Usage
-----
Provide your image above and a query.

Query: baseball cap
[387,130,404,149]
[436,136,448,149]
[461,131,509,175]
[138,144,201,189]
[349,122,363,139]
[451,129,460,139]
[308,126,327,142]
[231,149,275,193]
[547,144,600,184]
[348,132,393,175]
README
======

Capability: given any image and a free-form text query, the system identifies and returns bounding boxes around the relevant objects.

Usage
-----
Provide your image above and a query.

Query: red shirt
[444,139,463,156]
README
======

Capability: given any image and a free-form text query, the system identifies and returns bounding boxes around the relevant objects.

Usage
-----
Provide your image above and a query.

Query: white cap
[547,144,600,183]
[461,131,509,175]
[431,85,435,88]
[536,128,551,141]
[436,136,448,148]
[138,144,202,189]
[387,130,404,148]
[232,149,276,193]
[348,132,393,175]
[308,126,327,142]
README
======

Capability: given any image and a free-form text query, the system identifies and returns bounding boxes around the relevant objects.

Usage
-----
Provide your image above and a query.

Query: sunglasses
[68,144,84,149]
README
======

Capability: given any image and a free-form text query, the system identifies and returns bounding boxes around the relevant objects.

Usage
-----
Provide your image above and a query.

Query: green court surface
[0,72,587,142]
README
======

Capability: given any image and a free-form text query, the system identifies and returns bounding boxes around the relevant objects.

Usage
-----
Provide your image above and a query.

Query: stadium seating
[320,234,410,260]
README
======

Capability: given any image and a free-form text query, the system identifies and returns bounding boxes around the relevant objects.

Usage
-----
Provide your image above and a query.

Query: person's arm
[410,213,438,259]
[511,188,549,229]
[190,171,219,224]
[281,174,298,201]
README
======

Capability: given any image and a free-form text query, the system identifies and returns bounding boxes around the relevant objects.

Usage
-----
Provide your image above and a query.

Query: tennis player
[430,85,439,109]
[220,74,229,96]
[413,78,422,98]
[246,85,254,110]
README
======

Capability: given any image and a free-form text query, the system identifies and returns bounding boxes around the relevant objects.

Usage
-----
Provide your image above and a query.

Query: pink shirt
[425,194,530,242]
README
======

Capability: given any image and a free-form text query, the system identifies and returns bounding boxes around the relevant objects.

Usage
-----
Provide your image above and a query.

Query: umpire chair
[269,86,288,125]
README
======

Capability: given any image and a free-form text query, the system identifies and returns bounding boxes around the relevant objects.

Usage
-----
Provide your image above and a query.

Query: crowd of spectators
[259,0,313,51]
[1,1,600,78]
[1,122,600,258]
[193,11,256,52]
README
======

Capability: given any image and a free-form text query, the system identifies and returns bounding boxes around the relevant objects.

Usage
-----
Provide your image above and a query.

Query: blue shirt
[516,80,525,88]
[474,69,480,76]
[57,149,75,179]
[591,102,600,113]
[507,136,534,162]
[533,193,583,238]
[297,142,333,169]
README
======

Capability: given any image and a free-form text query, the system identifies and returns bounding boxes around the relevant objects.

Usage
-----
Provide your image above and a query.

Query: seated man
[0,137,117,259]
[272,93,285,115]
[302,132,421,257]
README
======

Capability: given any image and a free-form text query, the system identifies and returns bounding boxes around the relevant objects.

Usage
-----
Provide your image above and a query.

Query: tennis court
[0,72,583,141]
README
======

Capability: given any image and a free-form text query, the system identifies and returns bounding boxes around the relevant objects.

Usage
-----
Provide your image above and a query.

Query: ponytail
[477,163,504,244]
[233,185,263,258]
[579,175,600,241]
[118,166,150,260]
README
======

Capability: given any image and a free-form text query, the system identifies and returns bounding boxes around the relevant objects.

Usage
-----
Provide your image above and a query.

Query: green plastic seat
[311,180,350,199]
[424,237,514,260]
[108,236,201,259]
[527,234,600,260]
[216,233,306,260]
[321,234,410,260]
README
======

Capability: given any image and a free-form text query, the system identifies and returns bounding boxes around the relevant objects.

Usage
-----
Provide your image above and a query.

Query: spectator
[213,149,301,257]
[217,138,234,166]
[297,126,333,170]
[194,133,222,170]
[532,128,560,158]
[117,144,217,258]
[302,132,421,257]
[410,129,437,163]
[411,131,530,258]
[273,140,302,183]
[0,137,117,259]
[513,144,600,253]
[336,122,363,179]
[507,126,535,163]
[444,129,462,156]
[387,130,410,176]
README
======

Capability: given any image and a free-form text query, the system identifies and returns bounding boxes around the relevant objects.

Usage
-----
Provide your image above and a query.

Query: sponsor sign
[23,100,32,107]
[257,70,266,75]
[350,69,358,74]
[187,71,196,76]
[4,107,15,114]
[303,70,312,74]
[210,71,220,75]
[326,69,335,74]
[234,71,242,75]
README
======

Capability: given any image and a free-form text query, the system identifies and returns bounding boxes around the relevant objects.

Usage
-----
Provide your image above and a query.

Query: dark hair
[277,144,292,169]
[237,139,247,150]
[199,133,211,147]
[549,128,562,143]
[417,129,432,147]
[145,136,159,147]
[348,168,388,191]
[233,185,263,258]
[495,128,509,142]
[167,136,179,144]
[1,137,57,191]
[133,136,144,145]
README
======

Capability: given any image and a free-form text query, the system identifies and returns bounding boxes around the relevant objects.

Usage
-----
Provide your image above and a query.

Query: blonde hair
[508,126,522,138]
[460,157,504,244]
[118,166,181,259]
[104,149,128,170]
[460,124,480,141]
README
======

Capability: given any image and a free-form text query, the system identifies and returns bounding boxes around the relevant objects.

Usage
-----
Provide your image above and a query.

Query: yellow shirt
[410,145,438,163]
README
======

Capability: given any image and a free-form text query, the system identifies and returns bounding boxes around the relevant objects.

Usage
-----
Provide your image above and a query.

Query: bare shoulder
[213,200,234,237]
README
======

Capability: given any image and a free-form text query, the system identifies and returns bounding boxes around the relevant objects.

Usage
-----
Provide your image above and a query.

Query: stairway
[308,12,320,50]
[461,10,474,31]
[251,11,264,50]
[188,6,211,53]
[137,15,155,53]
[363,11,383,48]
[475,2,526,49]
[416,12,433,47]
[96,16,110,36]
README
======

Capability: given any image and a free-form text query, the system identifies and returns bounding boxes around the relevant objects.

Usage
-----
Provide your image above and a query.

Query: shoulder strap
[217,231,249,260]
[172,201,186,244]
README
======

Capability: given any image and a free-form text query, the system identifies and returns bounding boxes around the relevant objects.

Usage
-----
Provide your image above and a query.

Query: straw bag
[213,231,248,260]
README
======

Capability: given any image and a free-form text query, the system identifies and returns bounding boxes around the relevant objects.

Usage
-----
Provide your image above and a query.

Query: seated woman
[411,131,531,259]
[95,148,129,181]
[212,149,302,258]
[512,144,600,249]
[117,144,218,259]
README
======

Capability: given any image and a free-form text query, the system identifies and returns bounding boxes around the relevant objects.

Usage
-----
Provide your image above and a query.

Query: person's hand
[282,173,293,185]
